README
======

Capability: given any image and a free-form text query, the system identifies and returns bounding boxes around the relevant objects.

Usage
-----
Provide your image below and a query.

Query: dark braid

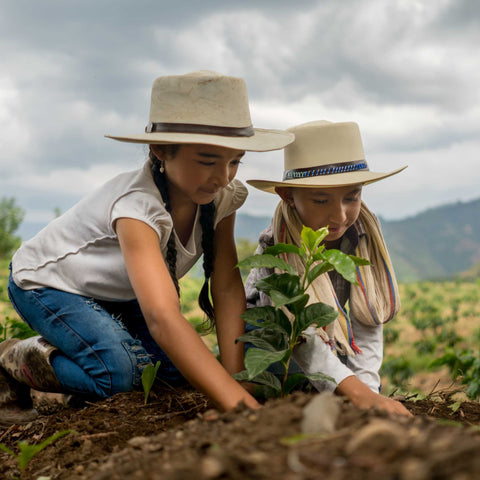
[198,201,216,330]
[150,146,180,295]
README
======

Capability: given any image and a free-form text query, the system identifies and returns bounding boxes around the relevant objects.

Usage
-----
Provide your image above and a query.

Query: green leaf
[449,400,463,413]
[235,370,282,393]
[255,273,302,298]
[301,226,317,251]
[237,254,296,275]
[17,430,74,470]
[323,249,358,284]
[142,360,161,405]
[0,443,15,456]
[254,384,282,399]
[270,290,310,311]
[244,348,289,380]
[283,371,336,394]
[241,306,278,325]
[233,370,249,382]
[234,370,282,399]
[301,226,329,253]
[283,373,309,395]
[252,371,282,392]
[240,306,292,336]
[236,328,289,352]
[295,303,338,337]
[348,254,370,266]
[264,243,302,257]
[312,248,326,262]
[307,261,334,284]
[280,433,316,445]
[17,443,40,470]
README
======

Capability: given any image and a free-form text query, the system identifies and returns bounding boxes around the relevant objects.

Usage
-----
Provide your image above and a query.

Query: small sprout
[142,361,161,404]
[0,430,75,473]
[449,400,463,413]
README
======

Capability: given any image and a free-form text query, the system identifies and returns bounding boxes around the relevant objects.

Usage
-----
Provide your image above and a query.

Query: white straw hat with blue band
[247,120,406,192]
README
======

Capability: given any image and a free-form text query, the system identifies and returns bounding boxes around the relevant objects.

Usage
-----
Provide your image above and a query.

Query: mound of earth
[1,386,480,479]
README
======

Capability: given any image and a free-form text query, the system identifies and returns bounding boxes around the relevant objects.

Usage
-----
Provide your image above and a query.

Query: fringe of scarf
[272,200,400,357]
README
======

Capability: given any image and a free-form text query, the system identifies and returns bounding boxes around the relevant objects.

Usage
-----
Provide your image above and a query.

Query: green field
[381,279,480,397]
[1,260,479,398]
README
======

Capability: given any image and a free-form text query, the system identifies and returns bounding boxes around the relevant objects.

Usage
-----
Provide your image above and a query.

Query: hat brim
[247,166,407,193]
[105,128,294,152]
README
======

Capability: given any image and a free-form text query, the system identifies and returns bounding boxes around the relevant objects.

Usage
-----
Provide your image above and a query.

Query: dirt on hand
[1,385,480,480]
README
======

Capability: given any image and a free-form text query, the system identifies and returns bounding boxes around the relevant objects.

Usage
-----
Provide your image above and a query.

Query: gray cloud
[0,0,478,227]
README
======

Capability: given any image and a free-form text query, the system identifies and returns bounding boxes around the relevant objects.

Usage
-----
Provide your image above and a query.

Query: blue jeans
[8,269,185,398]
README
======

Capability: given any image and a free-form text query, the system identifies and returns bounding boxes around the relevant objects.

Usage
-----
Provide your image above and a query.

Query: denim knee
[100,338,153,396]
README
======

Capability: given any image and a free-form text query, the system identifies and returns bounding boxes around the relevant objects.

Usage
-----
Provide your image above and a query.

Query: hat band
[283,160,369,180]
[145,122,255,137]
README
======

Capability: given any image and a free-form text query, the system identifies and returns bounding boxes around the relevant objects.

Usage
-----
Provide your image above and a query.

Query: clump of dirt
[1,385,480,479]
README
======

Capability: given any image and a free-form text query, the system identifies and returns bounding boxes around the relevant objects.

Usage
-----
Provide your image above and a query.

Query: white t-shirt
[12,160,248,301]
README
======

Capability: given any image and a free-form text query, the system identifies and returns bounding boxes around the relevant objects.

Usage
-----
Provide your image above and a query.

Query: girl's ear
[275,187,295,208]
[150,144,165,159]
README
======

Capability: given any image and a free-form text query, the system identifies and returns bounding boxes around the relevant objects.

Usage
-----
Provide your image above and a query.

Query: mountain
[460,261,480,281]
[236,198,480,283]
[380,198,480,282]
[235,214,270,243]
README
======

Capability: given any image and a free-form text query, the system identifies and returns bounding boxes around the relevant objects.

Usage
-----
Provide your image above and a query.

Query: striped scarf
[272,200,400,356]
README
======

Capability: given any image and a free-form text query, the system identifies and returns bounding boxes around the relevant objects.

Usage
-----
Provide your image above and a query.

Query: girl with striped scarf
[246,120,411,417]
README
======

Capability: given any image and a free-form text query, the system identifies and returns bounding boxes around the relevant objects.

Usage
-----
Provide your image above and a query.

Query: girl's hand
[336,375,412,417]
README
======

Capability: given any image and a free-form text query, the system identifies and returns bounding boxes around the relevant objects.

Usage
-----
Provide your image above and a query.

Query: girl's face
[152,144,245,205]
[276,185,362,246]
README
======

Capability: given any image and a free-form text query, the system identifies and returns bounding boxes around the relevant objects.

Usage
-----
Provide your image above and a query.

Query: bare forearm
[211,251,247,376]
[116,219,258,411]
[214,292,247,375]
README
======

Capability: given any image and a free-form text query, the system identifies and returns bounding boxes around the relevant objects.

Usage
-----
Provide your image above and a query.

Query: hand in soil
[336,375,413,417]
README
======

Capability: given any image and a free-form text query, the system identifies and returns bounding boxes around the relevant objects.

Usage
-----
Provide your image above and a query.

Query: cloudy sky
[1,0,479,238]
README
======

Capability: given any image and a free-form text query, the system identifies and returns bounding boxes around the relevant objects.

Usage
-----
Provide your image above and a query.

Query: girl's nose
[329,203,347,224]
[212,165,230,188]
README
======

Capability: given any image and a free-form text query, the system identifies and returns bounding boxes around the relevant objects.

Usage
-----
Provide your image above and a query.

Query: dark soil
[1,385,480,480]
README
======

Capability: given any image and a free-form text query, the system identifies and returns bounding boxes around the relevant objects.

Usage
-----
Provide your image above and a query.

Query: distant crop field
[382,280,480,398]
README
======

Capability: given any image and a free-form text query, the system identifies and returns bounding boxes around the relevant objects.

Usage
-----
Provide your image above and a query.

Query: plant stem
[281,359,290,397]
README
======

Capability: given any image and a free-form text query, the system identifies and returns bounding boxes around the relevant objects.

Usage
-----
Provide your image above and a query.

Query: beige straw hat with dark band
[247,120,407,192]
[105,70,294,152]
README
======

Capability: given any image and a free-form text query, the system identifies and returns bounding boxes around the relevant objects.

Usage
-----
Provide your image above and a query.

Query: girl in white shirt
[0,71,294,426]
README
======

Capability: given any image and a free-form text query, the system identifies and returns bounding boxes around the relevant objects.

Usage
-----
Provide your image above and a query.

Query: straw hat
[105,70,294,152]
[247,120,407,192]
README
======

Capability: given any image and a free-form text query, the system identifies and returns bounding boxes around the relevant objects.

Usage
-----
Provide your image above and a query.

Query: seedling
[431,348,480,400]
[141,360,161,404]
[0,430,74,477]
[234,225,369,397]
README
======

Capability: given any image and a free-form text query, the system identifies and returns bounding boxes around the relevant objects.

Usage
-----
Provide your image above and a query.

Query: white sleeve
[344,316,383,392]
[292,326,355,392]
[214,179,248,226]
[110,190,172,248]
